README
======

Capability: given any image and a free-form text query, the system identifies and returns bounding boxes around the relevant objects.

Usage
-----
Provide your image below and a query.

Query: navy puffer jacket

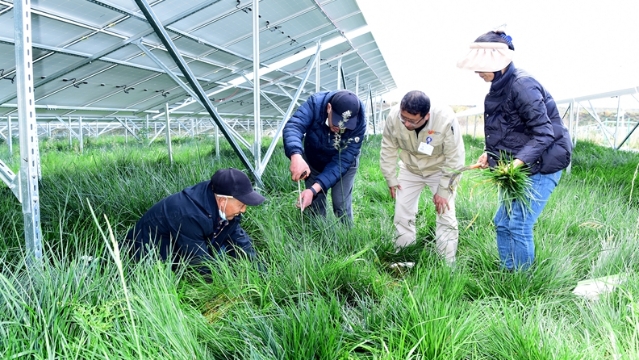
[283,91,367,191]
[484,63,572,174]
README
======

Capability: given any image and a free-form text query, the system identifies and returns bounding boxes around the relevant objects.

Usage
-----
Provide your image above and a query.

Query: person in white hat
[457,30,572,271]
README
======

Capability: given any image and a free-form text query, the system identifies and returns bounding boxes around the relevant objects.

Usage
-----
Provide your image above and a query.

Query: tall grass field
[0,134,638,359]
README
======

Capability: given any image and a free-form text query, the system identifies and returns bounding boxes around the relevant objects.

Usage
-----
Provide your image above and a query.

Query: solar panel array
[0,0,396,119]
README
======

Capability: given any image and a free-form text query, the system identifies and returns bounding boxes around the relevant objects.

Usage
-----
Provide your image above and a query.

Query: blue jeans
[494,170,562,271]
[305,156,359,223]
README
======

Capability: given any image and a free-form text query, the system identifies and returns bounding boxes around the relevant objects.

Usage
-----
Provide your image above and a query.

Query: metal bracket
[0,160,21,203]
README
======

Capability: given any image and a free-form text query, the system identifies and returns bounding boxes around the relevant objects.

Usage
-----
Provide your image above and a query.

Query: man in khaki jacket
[380,90,465,265]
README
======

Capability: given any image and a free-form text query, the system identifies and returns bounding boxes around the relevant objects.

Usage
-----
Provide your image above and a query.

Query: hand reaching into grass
[296,189,314,211]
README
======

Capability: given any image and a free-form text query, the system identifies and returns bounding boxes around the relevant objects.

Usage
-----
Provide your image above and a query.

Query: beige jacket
[380,103,465,199]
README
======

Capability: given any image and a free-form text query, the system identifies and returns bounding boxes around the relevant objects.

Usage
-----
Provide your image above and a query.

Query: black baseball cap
[329,90,360,130]
[211,168,266,206]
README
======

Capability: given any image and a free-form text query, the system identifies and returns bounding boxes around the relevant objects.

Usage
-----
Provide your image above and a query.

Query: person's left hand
[433,194,450,215]
[296,189,314,211]
[512,158,525,168]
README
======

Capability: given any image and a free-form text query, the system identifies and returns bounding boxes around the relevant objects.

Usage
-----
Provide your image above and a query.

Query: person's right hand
[296,189,314,210]
[389,184,402,199]
[477,153,489,169]
[290,154,310,181]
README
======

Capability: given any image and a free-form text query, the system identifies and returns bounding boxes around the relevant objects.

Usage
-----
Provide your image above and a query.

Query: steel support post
[337,57,342,90]
[14,0,43,263]
[8,115,12,156]
[368,86,374,136]
[473,115,478,138]
[614,96,622,148]
[617,121,639,150]
[585,100,614,148]
[165,103,173,164]
[576,102,581,145]
[253,0,262,173]
[315,40,321,93]
[79,116,83,153]
[215,123,220,160]
[134,0,261,186]
[115,117,141,142]
[377,93,382,126]
[374,90,378,132]
[259,45,320,174]
[569,102,577,147]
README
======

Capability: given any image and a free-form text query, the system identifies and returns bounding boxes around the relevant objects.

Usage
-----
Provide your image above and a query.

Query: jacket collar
[489,62,516,94]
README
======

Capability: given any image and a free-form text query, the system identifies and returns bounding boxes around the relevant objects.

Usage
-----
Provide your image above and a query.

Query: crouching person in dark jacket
[124,168,266,275]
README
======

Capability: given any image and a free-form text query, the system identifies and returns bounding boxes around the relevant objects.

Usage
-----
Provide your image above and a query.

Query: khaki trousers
[394,166,459,263]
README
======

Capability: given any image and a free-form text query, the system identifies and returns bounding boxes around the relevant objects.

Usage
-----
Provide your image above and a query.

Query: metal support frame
[258,43,321,176]
[148,124,166,144]
[56,116,80,141]
[136,40,251,148]
[584,100,614,148]
[614,96,622,149]
[0,160,19,200]
[215,124,220,159]
[337,57,343,90]
[252,0,262,174]
[368,85,375,136]
[8,115,12,155]
[79,116,84,153]
[115,117,141,142]
[14,0,43,263]
[617,121,639,150]
[376,92,382,125]
[315,43,321,93]
[134,0,261,186]
[165,103,173,164]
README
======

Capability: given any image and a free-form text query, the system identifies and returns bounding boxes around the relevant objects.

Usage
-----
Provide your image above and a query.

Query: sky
[355,0,639,106]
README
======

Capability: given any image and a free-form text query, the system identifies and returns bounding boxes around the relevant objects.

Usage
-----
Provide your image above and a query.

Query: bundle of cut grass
[483,159,535,214]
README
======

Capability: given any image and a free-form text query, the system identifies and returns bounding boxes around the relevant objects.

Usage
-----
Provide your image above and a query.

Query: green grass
[0,134,638,359]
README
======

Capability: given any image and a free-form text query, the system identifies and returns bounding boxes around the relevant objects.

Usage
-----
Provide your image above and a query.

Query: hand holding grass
[290,154,310,181]
[450,153,534,214]
[296,189,314,211]
[483,157,534,214]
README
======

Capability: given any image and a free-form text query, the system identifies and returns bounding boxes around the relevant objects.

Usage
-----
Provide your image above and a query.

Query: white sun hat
[457,42,514,72]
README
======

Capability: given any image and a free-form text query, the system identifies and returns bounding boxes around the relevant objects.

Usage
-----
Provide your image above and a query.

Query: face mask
[218,198,228,221]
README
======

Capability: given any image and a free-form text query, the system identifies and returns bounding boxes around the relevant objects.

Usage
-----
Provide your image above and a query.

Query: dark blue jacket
[124,180,255,272]
[283,91,367,191]
[484,63,572,174]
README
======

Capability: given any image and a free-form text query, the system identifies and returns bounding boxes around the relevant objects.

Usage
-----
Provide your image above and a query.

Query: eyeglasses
[399,113,426,126]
